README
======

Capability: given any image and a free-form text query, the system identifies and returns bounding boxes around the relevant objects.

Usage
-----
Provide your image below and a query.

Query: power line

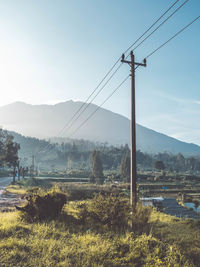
[36,64,123,155]
[61,0,187,135]
[57,0,182,136]
[69,75,130,138]
[145,15,200,59]
[69,15,200,139]
[131,0,190,53]
[57,59,121,136]
[124,0,181,54]
[66,63,123,133]
[36,0,186,155]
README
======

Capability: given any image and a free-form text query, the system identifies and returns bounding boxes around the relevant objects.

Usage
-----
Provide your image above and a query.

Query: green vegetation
[5,184,27,195]
[17,188,67,222]
[0,184,200,266]
[0,129,20,182]
[0,212,187,267]
[77,193,131,233]
[6,128,200,175]
[154,160,165,171]
[90,150,104,184]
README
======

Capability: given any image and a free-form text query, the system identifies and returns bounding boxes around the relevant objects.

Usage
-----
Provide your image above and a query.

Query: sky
[0,0,199,144]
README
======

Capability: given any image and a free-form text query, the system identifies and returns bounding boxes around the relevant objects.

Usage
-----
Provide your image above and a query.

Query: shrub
[67,187,99,201]
[17,190,67,222]
[64,183,125,201]
[77,193,152,233]
[77,193,130,232]
[131,203,152,234]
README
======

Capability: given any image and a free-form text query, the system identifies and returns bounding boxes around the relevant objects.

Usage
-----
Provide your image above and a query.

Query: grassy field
[2,178,200,266]
[1,184,200,266]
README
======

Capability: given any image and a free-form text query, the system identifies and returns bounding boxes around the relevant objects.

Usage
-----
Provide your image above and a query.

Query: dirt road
[0,177,13,188]
[0,177,23,211]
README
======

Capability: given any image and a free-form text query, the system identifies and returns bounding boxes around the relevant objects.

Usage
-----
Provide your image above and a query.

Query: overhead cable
[58,0,182,136]
[70,15,200,138]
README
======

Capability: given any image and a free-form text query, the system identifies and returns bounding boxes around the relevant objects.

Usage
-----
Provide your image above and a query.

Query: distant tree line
[152,152,200,173]
[33,140,200,174]
[8,131,200,175]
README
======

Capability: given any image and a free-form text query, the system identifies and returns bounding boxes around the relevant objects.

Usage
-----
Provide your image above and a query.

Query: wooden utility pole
[121,51,146,208]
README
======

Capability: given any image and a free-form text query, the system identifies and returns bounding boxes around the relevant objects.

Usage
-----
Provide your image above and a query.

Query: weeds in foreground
[0,218,190,267]
[0,188,199,266]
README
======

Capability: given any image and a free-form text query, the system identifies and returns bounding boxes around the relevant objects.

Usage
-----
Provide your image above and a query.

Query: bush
[67,187,99,201]
[17,189,67,222]
[64,183,125,201]
[78,193,130,232]
[77,193,152,233]
[131,203,152,234]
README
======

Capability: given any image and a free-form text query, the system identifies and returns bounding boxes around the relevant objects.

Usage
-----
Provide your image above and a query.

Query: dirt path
[0,177,13,188]
[0,177,23,212]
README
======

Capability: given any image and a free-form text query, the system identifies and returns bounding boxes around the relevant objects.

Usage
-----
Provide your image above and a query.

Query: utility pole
[121,51,146,208]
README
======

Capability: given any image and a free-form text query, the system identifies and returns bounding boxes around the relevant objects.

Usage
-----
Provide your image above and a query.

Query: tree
[67,156,72,170]
[90,150,104,184]
[120,151,130,182]
[17,161,22,181]
[3,135,20,183]
[154,160,165,171]
[0,129,7,166]
[175,153,185,172]
[21,167,28,179]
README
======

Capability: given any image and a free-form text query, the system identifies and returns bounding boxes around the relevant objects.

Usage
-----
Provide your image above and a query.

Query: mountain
[1,100,200,156]
[0,101,130,143]
[136,124,200,156]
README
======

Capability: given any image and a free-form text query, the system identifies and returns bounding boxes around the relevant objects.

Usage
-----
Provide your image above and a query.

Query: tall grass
[0,216,189,267]
[0,187,199,266]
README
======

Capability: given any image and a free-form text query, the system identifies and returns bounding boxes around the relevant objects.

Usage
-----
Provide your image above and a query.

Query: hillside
[1,101,200,156]
[136,124,200,156]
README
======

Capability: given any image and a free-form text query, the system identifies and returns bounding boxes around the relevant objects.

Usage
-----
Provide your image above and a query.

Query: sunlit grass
[5,185,27,195]
[0,190,199,266]
[1,170,199,265]
[149,209,200,266]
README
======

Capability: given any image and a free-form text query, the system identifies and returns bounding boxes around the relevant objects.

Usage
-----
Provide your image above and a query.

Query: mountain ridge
[0,100,200,156]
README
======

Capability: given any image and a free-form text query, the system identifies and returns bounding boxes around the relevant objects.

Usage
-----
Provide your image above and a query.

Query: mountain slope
[0,101,200,155]
[0,101,130,143]
[136,124,200,156]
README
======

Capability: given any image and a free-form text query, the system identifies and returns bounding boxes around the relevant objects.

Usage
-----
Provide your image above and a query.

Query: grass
[1,181,200,266]
[5,185,27,195]
[5,178,54,195]
[0,212,189,266]
[0,198,199,266]
[150,210,200,266]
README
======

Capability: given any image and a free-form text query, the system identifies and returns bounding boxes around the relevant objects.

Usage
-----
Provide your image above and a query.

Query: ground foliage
[0,187,199,266]
[77,193,131,233]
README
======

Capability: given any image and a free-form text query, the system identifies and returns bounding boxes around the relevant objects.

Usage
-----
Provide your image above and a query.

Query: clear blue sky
[0,0,199,144]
